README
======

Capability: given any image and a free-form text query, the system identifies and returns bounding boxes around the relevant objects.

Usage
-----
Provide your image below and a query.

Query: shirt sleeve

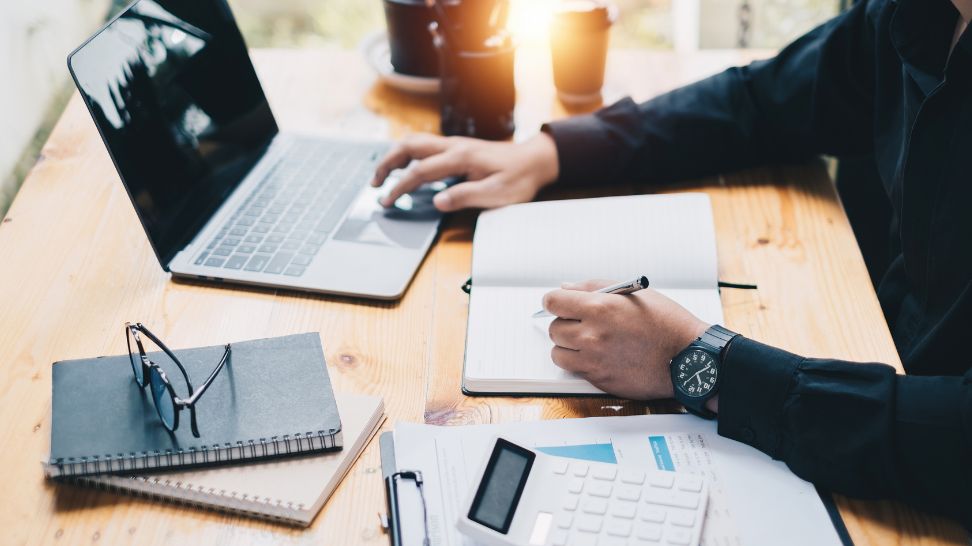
[542,0,877,187]
[718,336,972,528]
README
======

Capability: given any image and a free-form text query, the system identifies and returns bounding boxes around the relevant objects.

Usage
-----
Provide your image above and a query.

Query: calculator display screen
[469,439,536,534]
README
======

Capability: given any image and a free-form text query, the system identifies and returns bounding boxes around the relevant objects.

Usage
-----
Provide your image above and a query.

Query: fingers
[548,318,584,350]
[432,174,515,212]
[370,134,450,188]
[380,152,468,207]
[542,288,602,320]
[550,346,584,373]
[561,279,616,291]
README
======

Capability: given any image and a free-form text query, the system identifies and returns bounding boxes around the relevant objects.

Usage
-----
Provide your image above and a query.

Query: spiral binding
[76,473,310,526]
[45,429,341,479]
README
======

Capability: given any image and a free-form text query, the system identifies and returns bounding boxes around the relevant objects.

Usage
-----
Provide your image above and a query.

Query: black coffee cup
[383,0,439,77]
[435,26,516,140]
[439,0,509,49]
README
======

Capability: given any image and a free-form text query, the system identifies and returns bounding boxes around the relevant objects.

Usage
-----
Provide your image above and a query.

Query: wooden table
[0,47,966,546]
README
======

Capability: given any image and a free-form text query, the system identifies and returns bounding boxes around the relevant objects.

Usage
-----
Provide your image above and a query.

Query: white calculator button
[620,469,646,485]
[568,478,585,494]
[644,489,699,509]
[669,511,696,527]
[667,528,692,545]
[648,473,675,489]
[577,515,603,533]
[572,462,590,477]
[606,519,633,537]
[600,538,627,546]
[617,485,642,502]
[549,529,569,546]
[639,506,666,523]
[582,498,608,515]
[592,466,618,481]
[635,522,663,541]
[676,475,703,492]
[556,513,574,529]
[563,496,580,511]
[552,460,569,475]
[570,533,597,546]
[588,482,613,498]
[611,502,637,519]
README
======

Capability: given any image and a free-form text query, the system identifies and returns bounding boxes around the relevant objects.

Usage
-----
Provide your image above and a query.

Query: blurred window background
[217,0,840,50]
[1,0,843,216]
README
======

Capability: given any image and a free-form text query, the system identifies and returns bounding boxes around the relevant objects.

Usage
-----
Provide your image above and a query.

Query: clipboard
[379,429,854,546]
[380,431,431,546]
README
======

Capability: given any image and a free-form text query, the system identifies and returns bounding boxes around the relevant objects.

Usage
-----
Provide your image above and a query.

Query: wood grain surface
[0,47,965,546]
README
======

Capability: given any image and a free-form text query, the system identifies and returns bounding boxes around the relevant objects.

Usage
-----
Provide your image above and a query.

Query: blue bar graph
[537,443,618,464]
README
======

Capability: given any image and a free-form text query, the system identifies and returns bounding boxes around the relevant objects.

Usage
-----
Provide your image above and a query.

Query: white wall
[0,0,110,212]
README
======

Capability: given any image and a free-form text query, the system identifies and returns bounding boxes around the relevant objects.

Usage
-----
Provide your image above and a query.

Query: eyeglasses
[125,322,231,438]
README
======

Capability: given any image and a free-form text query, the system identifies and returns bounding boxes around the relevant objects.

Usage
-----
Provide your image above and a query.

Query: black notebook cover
[47,332,341,477]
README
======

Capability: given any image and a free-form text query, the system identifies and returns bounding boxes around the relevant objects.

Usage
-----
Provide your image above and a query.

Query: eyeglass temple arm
[184,344,231,406]
[134,324,195,392]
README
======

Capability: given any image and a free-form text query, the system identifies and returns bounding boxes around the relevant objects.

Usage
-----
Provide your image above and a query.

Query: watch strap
[697,324,736,354]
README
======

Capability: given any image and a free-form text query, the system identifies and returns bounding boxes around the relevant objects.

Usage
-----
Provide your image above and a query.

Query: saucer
[360,31,440,95]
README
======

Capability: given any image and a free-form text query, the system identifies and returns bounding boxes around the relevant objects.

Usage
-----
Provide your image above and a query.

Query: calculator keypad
[544,460,706,546]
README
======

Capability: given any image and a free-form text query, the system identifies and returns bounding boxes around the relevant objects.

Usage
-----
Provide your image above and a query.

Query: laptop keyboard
[193,138,379,277]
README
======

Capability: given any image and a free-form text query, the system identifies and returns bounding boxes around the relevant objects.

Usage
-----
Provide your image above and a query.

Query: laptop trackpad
[333,190,437,249]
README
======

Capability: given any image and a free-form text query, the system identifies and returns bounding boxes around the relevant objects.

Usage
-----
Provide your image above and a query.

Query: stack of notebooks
[44,332,384,526]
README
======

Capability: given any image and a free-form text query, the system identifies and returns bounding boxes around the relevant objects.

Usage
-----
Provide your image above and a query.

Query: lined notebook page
[464,287,724,393]
[471,194,719,289]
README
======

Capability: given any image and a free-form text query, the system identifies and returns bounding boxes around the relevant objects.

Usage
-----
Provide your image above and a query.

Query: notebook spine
[74,474,309,526]
[45,429,342,479]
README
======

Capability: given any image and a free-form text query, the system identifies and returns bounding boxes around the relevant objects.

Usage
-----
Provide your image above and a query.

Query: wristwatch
[670,325,739,419]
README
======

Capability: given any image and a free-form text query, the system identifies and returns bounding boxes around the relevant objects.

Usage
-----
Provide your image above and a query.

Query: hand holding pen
[533,276,650,318]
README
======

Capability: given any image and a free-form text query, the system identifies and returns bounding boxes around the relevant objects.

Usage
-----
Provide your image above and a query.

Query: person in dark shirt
[371,0,972,528]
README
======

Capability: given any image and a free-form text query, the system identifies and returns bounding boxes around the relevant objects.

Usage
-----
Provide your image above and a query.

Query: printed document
[392,415,842,546]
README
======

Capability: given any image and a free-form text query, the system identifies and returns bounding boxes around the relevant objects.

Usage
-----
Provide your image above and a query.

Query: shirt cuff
[541,97,643,187]
[717,336,802,458]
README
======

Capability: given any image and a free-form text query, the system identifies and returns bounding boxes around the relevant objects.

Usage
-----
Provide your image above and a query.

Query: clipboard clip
[384,469,431,546]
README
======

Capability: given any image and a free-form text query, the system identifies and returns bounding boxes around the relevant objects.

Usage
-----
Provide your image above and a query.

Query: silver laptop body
[68,0,439,300]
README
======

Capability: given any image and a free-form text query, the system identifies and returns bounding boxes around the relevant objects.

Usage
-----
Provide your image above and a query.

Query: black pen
[532,275,650,318]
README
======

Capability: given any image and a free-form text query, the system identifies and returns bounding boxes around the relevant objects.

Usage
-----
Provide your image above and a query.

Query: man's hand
[370,132,560,212]
[544,280,709,400]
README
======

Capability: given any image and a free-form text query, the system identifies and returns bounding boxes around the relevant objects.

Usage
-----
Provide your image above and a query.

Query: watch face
[674,349,718,398]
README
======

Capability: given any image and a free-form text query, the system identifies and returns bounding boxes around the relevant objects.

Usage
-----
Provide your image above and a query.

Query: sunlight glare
[507,0,559,45]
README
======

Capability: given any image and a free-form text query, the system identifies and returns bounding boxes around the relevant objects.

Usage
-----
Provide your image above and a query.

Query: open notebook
[74,393,384,526]
[463,194,725,395]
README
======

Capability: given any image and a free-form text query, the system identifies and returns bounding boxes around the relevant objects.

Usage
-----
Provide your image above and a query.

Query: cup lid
[553,0,617,29]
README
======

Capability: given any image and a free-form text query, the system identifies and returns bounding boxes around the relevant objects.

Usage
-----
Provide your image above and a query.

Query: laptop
[67,0,441,300]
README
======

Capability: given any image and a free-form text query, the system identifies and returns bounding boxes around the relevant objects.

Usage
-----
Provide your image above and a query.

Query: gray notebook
[46,332,341,478]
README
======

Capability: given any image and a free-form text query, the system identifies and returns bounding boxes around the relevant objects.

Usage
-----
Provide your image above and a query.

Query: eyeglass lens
[148,366,177,431]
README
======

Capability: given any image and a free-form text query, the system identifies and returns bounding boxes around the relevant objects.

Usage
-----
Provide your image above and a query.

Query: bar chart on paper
[536,442,618,464]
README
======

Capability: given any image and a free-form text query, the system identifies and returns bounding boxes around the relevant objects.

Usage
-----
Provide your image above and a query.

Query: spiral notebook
[45,332,342,478]
[73,393,384,526]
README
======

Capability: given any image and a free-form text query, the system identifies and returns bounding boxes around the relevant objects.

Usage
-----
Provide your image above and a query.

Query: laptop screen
[69,0,278,268]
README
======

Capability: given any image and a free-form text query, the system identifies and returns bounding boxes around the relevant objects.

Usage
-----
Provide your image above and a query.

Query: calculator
[456,437,708,546]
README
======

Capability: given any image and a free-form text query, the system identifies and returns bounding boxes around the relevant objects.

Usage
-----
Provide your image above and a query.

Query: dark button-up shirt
[544,0,972,527]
